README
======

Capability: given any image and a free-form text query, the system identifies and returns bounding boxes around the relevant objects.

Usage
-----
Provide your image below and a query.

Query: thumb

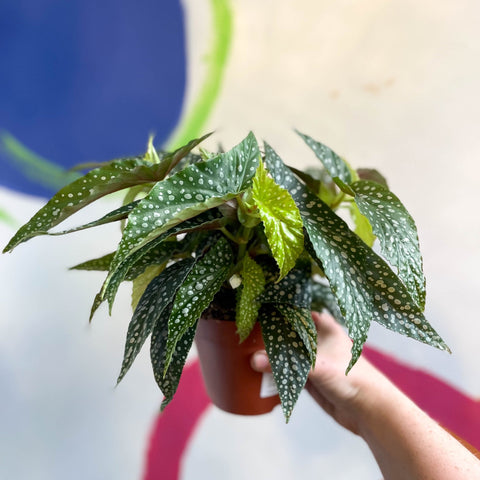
[250,350,271,372]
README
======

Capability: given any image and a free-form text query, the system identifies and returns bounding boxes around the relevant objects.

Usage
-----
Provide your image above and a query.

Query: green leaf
[99,209,224,315]
[117,259,195,384]
[164,236,234,373]
[3,134,211,253]
[235,254,265,342]
[350,202,376,247]
[260,261,312,309]
[49,200,141,236]
[259,305,312,422]
[274,303,317,366]
[71,252,115,272]
[3,158,161,252]
[156,132,213,179]
[108,132,260,286]
[351,180,426,308]
[252,160,304,280]
[152,312,199,411]
[357,168,388,187]
[297,131,352,185]
[311,281,345,325]
[131,264,165,311]
[264,142,449,372]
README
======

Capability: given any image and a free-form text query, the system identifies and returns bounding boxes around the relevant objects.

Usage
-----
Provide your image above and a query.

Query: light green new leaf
[235,254,265,342]
[259,305,312,422]
[350,202,376,247]
[252,160,304,280]
[164,236,234,373]
[351,180,426,308]
[107,132,260,289]
[274,303,317,365]
[117,259,195,385]
[297,131,352,185]
[264,142,449,372]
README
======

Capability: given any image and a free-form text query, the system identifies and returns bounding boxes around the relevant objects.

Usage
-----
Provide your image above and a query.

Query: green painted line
[0,206,16,226]
[167,0,233,149]
[0,130,80,191]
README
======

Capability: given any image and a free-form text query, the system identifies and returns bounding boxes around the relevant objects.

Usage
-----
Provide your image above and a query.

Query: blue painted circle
[0,0,186,197]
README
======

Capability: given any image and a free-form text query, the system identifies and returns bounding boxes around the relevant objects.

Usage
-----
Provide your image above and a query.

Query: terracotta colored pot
[195,317,281,415]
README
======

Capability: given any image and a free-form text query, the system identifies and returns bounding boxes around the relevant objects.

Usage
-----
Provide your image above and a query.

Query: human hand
[251,311,390,434]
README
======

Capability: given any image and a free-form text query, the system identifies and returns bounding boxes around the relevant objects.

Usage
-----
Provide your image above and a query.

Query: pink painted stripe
[364,346,480,449]
[143,361,211,480]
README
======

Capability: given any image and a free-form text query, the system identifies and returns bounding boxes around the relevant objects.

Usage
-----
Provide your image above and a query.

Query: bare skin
[251,312,480,480]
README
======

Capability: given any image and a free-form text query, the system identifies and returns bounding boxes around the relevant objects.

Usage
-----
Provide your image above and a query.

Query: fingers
[250,350,271,373]
[311,311,343,337]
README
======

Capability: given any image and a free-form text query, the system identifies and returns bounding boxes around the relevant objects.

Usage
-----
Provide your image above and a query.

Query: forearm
[355,379,480,480]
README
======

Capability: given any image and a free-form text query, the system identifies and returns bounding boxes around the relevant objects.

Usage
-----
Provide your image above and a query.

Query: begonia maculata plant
[3,131,449,421]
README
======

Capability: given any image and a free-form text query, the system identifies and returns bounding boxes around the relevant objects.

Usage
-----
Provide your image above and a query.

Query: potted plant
[3,131,449,422]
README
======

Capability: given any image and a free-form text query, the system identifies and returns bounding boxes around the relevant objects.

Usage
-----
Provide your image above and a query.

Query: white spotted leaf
[3,134,210,253]
[151,310,198,411]
[351,180,426,308]
[264,142,449,372]
[274,304,317,366]
[117,259,195,384]
[100,209,224,314]
[164,236,234,374]
[107,132,260,291]
[48,200,141,236]
[311,282,345,325]
[71,252,115,272]
[252,160,304,280]
[296,131,352,185]
[235,254,265,342]
[260,262,312,309]
[259,305,312,422]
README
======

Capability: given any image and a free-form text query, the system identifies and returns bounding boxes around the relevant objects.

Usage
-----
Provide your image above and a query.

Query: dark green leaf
[71,252,115,272]
[4,158,164,252]
[264,142,449,371]
[351,180,426,308]
[357,168,388,187]
[117,259,195,384]
[108,132,260,286]
[49,200,141,236]
[99,209,224,314]
[156,132,213,179]
[235,254,265,341]
[296,131,352,185]
[259,305,312,422]
[274,303,317,365]
[4,134,211,253]
[311,281,345,325]
[164,236,234,373]
[151,311,198,411]
[260,261,312,309]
